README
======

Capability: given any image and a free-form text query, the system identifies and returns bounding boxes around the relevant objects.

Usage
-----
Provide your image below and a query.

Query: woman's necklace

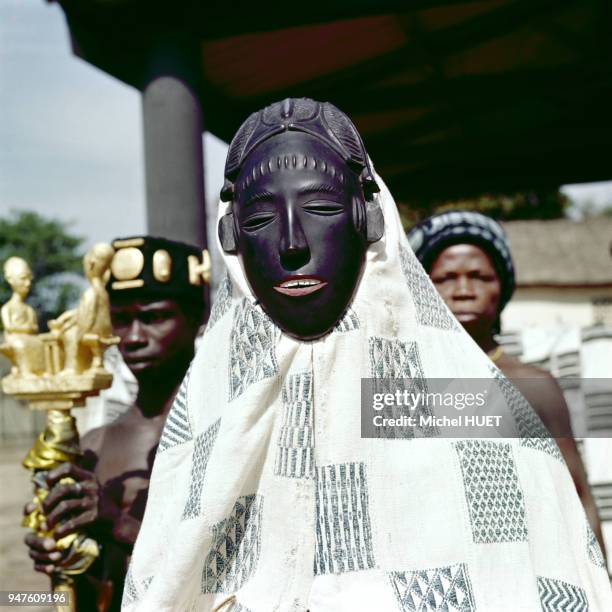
[488,345,503,363]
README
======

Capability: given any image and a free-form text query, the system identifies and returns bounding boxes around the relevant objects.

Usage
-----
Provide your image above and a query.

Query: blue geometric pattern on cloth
[207,272,233,331]
[399,244,458,331]
[537,577,589,611]
[490,366,563,462]
[389,563,476,611]
[334,307,360,333]
[368,337,437,438]
[229,299,279,401]
[182,419,222,520]
[314,462,376,575]
[158,363,193,452]
[228,602,253,612]
[455,440,528,543]
[369,336,426,379]
[122,566,138,606]
[122,569,153,609]
[586,519,606,568]
[275,372,314,479]
[202,495,263,593]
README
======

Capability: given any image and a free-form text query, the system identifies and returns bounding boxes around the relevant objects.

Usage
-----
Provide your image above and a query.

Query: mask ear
[365,200,384,243]
[218,213,238,253]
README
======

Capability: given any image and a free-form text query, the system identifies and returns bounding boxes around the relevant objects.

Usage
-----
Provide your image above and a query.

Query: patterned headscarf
[123,180,611,612]
[407,210,515,310]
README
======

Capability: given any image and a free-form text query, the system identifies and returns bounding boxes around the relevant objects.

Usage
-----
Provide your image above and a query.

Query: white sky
[1,0,611,248]
[0,0,228,249]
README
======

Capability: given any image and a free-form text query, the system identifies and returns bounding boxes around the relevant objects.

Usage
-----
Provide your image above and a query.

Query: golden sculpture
[1,244,119,612]
[2,244,119,403]
[0,257,45,376]
[48,243,116,376]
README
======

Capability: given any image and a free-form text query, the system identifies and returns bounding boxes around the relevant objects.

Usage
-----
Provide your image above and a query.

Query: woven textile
[124,178,612,611]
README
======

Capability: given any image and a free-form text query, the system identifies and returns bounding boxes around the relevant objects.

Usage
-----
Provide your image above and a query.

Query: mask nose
[279,208,310,271]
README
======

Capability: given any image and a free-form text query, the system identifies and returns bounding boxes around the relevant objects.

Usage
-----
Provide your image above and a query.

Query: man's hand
[24,531,65,575]
[23,462,115,576]
[38,463,102,539]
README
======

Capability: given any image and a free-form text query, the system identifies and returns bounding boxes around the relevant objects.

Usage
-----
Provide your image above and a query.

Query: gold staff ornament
[1,244,119,612]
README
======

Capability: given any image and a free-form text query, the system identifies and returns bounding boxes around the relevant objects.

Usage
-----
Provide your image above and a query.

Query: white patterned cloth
[123,178,612,611]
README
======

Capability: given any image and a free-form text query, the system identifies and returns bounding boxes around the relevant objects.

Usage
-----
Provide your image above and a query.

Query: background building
[501,217,612,572]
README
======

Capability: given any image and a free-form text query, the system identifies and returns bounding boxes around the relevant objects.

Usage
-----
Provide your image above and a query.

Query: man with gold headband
[23,237,208,611]
[124,99,611,611]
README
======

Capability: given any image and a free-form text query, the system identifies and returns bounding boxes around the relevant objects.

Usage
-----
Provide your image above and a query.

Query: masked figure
[124,99,612,611]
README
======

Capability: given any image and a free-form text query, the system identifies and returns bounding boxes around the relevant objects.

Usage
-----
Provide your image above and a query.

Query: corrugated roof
[501,218,612,286]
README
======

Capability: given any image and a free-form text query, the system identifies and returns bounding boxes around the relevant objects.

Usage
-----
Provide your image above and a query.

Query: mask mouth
[273,275,328,297]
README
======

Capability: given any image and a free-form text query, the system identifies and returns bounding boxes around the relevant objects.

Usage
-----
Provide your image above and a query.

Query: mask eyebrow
[297,183,342,197]
[245,190,275,206]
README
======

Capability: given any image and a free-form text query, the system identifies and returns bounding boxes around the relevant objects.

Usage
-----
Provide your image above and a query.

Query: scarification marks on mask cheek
[239,155,346,193]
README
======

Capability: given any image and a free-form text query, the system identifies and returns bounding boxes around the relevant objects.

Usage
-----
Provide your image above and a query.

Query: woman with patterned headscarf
[124,100,611,611]
[408,210,605,558]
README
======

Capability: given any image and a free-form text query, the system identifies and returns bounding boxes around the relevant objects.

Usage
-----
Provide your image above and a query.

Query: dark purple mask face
[233,132,368,340]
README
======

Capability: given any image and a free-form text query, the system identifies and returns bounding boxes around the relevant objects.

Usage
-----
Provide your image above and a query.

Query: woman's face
[429,243,501,336]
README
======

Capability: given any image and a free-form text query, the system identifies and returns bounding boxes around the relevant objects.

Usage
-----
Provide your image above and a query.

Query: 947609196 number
[0,591,70,606]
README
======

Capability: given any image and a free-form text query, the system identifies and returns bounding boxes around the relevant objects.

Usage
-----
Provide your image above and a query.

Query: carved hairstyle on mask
[219,98,384,251]
[221,98,379,201]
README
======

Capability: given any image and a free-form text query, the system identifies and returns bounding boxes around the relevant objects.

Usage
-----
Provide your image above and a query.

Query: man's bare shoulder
[81,421,127,456]
[80,409,137,455]
[497,352,571,435]
[81,424,107,455]
[498,353,554,381]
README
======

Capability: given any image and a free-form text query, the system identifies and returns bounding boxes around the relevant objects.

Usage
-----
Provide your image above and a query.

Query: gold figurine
[1,244,120,612]
[48,243,116,376]
[0,257,45,376]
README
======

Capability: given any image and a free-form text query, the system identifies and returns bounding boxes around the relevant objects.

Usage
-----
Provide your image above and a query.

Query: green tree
[0,211,84,328]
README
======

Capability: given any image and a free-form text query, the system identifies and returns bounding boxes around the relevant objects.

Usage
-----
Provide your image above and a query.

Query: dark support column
[142,75,206,248]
